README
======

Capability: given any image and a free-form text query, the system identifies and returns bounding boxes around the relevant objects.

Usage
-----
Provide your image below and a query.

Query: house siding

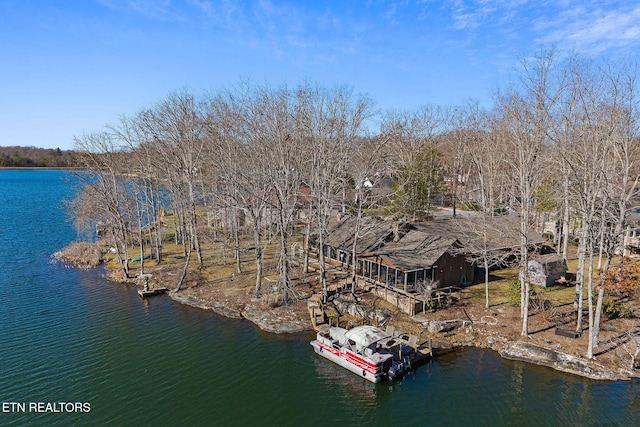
[432,252,475,287]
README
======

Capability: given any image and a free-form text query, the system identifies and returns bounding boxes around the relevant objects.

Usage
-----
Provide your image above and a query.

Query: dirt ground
[424,295,639,369]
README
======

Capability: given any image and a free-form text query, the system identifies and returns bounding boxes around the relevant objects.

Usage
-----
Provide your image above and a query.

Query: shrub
[507,279,521,306]
[529,287,552,311]
[54,241,104,270]
[494,207,508,215]
[507,279,538,307]
[602,257,640,298]
[602,299,634,319]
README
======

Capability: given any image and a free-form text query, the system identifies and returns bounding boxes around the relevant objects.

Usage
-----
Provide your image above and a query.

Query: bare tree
[147,90,206,266]
[205,87,272,297]
[347,136,390,295]
[241,84,303,305]
[381,106,450,219]
[296,83,375,300]
[381,105,448,167]
[589,61,640,356]
[109,113,167,267]
[72,131,134,279]
[496,48,563,336]
[448,102,510,308]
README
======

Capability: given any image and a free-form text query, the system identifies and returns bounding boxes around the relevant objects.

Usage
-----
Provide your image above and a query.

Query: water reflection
[509,363,524,417]
[313,357,385,403]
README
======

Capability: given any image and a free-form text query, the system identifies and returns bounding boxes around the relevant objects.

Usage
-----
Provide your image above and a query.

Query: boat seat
[407,335,418,349]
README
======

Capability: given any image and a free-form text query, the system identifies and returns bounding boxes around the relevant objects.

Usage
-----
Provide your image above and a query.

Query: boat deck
[311,325,433,383]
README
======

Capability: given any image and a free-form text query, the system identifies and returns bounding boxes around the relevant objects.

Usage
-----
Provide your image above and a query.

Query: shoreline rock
[499,341,630,381]
[92,261,637,383]
[242,302,309,334]
[169,293,243,320]
[168,291,309,334]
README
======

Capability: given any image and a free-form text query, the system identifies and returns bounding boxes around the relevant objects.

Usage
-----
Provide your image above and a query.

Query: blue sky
[1,0,639,150]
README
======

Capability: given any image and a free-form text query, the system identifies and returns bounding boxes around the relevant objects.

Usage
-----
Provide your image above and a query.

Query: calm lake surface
[1,170,639,426]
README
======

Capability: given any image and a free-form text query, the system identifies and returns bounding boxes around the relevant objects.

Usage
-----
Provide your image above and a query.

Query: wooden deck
[367,279,462,316]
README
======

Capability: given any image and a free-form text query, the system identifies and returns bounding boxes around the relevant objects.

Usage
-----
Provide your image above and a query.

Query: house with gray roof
[322,214,544,292]
[321,215,410,268]
[358,224,472,291]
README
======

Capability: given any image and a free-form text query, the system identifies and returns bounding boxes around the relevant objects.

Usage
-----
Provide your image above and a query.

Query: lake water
[1,170,639,426]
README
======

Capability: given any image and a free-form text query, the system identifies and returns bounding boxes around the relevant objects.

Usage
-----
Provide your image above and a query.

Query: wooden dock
[309,295,340,332]
[137,287,168,298]
[392,329,433,365]
[412,340,434,364]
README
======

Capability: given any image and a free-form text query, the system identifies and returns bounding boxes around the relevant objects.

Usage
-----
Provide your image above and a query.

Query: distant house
[622,207,640,256]
[206,186,315,230]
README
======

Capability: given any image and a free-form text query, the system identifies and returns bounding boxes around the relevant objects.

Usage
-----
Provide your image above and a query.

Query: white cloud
[97,0,172,19]
[447,0,530,31]
[532,3,640,54]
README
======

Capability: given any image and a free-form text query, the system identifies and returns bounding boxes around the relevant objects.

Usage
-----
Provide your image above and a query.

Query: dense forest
[0,146,77,168]
[70,49,640,360]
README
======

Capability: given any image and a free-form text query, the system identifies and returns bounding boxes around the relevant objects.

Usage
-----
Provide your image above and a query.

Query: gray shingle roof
[366,232,457,271]
[324,215,401,254]
[325,214,544,272]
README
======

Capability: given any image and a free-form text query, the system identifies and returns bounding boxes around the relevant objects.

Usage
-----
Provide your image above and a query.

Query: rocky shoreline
[498,341,625,381]
[169,292,310,333]
[170,293,244,320]
[88,249,638,383]
[167,288,639,382]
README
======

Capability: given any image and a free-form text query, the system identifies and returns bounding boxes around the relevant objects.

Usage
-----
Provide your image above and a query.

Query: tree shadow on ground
[594,333,631,357]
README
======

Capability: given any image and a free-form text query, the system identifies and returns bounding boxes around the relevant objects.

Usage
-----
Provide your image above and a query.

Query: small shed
[524,253,568,287]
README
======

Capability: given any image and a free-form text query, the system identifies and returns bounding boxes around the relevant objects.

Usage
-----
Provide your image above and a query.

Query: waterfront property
[5,170,640,426]
[358,223,474,290]
[322,216,477,288]
[321,215,544,314]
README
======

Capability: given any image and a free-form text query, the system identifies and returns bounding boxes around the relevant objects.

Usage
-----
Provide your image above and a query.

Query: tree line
[0,146,78,168]
[71,49,640,360]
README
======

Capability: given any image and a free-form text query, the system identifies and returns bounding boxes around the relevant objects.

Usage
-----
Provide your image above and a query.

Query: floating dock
[137,287,168,298]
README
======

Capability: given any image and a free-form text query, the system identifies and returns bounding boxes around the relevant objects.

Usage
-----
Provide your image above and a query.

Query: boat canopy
[344,326,390,348]
[329,327,348,345]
